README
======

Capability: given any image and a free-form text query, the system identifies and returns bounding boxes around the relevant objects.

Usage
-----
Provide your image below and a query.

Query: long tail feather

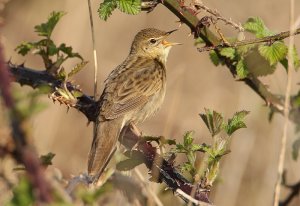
[88,118,124,182]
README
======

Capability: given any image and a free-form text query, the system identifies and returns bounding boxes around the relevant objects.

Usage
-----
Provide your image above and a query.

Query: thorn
[87,121,91,126]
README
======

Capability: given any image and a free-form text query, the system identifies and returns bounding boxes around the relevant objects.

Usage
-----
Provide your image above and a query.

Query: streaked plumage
[88,28,179,183]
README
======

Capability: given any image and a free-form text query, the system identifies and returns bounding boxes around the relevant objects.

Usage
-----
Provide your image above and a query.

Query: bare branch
[0,47,52,203]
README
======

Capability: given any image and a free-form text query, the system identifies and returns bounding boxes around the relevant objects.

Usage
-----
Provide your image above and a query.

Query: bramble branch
[8,63,212,204]
[161,0,300,122]
[0,49,52,203]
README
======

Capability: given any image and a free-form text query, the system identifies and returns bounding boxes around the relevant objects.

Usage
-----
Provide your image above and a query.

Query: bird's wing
[100,58,165,120]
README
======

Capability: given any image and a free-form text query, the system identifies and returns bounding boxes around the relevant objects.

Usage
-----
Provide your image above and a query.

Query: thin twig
[273,0,295,205]
[192,0,244,32]
[176,189,213,206]
[197,27,300,52]
[134,168,164,206]
[87,0,99,100]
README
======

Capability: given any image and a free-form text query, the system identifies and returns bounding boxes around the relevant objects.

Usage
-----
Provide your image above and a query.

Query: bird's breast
[131,83,166,124]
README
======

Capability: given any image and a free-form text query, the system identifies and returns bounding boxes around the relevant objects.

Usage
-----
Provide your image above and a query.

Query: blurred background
[1,0,300,205]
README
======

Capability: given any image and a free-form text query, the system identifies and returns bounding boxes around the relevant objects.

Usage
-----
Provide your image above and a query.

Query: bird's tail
[88,118,124,183]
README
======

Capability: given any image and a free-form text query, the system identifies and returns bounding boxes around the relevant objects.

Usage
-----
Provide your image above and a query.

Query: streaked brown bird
[88,28,180,183]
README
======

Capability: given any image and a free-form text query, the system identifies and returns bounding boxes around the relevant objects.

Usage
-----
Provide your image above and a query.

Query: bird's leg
[129,122,142,136]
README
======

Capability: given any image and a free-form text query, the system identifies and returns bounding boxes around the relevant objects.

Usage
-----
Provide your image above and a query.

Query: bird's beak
[162,39,182,47]
[162,29,181,47]
[165,29,178,36]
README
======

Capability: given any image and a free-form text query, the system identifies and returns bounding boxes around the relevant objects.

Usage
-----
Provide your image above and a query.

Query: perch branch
[0,49,52,203]
[8,63,212,204]
[280,179,300,206]
[161,0,300,119]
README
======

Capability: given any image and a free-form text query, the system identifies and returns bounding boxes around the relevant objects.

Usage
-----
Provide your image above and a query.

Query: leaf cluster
[200,17,300,79]
[98,0,141,21]
[15,11,85,75]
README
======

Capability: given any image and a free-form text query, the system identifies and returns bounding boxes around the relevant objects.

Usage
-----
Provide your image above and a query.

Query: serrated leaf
[117,150,145,171]
[292,138,300,160]
[15,42,36,56]
[183,131,194,147]
[236,59,249,79]
[293,47,300,70]
[34,11,66,38]
[40,152,55,166]
[190,143,210,152]
[280,46,300,71]
[209,50,220,66]
[98,0,118,21]
[225,111,250,136]
[243,17,273,38]
[175,143,185,153]
[68,61,88,77]
[258,41,288,66]
[116,158,144,171]
[117,0,141,15]
[200,109,224,137]
[58,43,83,60]
[181,162,194,173]
[220,48,236,60]
[244,47,277,77]
[237,44,256,57]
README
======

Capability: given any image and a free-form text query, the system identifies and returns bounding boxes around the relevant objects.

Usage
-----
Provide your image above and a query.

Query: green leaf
[15,42,35,56]
[80,182,113,204]
[116,158,144,171]
[34,11,66,38]
[292,138,300,160]
[220,48,236,60]
[68,61,88,77]
[194,37,205,45]
[175,143,185,153]
[243,17,273,38]
[98,0,118,21]
[181,162,195,174]
[117,150,145,171]
[244,47,276,77]
[117,0,141,15]
[258,41,288,66]
[7,177,34,206]
[293,47,300,70]
[209,50,220,66]
[236,59,249,79]
[225,110,250,136]
[57,67,67,80]
[280,46,300,71]
[183,131,194,147]
[58,43,83,60]
[40,152,55,166]
[199,109,224,137]
[191,143,210,152]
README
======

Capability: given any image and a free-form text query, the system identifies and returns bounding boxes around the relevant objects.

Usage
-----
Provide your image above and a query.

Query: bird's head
[130,28,180,63]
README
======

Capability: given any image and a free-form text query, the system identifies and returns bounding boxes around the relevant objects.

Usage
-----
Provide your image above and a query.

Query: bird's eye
[149,38,157,44]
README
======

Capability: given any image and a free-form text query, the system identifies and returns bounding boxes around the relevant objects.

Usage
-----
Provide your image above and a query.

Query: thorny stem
[7,63,211,204]
[160,0,300,119]
[0,47,52,203]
